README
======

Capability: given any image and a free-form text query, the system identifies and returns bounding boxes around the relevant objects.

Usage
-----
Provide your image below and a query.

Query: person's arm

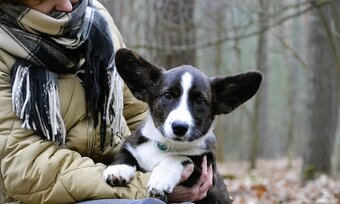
[0,60,150,203]
[1,137,149,203]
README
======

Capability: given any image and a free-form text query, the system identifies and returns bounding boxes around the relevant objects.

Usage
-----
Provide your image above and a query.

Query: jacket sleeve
[0,60,149,203]
[1,137,150,203]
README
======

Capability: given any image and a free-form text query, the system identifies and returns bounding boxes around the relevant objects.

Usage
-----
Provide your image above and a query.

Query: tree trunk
[149,0,196,69]
[213,2,228,162]
[249,0,270,169]
[303,1,339,179]
[328,0,340,175]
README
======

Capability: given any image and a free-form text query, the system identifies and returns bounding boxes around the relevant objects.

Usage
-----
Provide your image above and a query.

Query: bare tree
[249,0,270,169]
[211,0,230,162]
[328,0,340,175]
[147,0,196,68]
[303,1,339,178]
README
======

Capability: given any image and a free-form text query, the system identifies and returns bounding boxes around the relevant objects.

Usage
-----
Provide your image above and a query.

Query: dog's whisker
[191,128,204,140]
[194,129,204,137]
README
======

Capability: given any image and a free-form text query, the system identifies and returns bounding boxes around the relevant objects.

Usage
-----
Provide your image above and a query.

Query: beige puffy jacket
[0,2,150,203]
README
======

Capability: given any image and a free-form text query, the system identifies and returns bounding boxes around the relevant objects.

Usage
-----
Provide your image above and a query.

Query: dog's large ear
[115,48,164,101]
[211,71,262,115]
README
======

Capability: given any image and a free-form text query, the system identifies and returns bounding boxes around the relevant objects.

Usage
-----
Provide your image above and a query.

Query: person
[0,0,213,203]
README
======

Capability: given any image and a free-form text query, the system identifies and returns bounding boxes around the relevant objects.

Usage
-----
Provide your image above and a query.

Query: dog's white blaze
[164,72,193,138]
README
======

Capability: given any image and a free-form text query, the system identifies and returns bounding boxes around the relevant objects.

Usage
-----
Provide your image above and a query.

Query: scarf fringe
[12,64,66,144]
[108,66,123,138]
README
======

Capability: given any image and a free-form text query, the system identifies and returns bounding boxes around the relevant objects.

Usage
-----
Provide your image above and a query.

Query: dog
[103,48,262,203]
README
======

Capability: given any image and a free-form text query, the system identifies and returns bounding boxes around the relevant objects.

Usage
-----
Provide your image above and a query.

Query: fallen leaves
[218,158,340,204]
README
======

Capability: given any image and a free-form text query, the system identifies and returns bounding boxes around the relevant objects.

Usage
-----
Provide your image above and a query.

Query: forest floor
[218,158,340,204]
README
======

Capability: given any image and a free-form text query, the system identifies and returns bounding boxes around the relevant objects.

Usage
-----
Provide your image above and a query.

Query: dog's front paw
[148,170,177,197]
[103,164,136,186]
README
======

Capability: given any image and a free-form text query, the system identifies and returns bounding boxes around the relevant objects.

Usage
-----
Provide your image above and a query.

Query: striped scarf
[0,0,123,149]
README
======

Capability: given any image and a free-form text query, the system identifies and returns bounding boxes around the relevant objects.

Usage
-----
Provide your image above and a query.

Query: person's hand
[167,156,213,202]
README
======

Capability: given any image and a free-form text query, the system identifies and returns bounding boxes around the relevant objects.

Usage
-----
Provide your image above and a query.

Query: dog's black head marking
[115,48,262,143]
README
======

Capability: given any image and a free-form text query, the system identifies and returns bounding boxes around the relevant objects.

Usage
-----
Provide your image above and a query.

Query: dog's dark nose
[172,121,189,137]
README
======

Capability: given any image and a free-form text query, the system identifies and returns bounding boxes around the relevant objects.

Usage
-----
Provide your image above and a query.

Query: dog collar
[156,141,194,152]
[156,142,171,152]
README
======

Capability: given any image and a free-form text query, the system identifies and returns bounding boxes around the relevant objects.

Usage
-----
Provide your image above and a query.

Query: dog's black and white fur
[103,48,262,203]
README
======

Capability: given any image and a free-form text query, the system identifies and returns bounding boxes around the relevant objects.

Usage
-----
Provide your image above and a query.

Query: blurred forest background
[100,0,340,202]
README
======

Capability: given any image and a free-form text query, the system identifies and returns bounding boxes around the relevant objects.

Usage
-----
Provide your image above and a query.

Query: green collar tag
[157,142,170,152]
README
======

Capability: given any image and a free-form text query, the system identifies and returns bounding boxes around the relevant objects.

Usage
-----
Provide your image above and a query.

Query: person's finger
[199,164,213,192]
[168,185,198,202]
[197,156,208,186]
[198,164,213,199]
[179,163,194,183]
[199,192,207,200]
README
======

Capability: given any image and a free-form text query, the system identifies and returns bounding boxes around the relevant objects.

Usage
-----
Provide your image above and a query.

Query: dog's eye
[163,92,173,101]
[196,96,206,105]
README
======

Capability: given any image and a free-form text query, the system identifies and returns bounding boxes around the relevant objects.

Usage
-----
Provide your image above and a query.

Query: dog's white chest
[126,141,168,171]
